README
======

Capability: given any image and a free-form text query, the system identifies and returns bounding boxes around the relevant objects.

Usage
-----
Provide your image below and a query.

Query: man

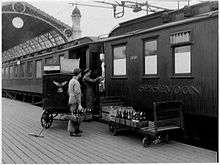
[68,68,83,137]
[82,69,103,116]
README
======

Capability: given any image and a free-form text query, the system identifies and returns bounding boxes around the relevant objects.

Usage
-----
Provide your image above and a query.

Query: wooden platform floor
[2,98,218,163]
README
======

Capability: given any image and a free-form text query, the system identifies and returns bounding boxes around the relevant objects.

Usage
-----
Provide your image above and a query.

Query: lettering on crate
[138,84,200,96]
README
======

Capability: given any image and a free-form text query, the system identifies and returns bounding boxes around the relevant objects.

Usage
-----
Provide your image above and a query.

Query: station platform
[2,98,218,163]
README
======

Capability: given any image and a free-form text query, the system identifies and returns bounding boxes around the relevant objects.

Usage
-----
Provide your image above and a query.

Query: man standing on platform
[68,68,83,137]
[82,68,103,116]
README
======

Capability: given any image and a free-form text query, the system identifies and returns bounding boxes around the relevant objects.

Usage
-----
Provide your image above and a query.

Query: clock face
[12,17,24,28]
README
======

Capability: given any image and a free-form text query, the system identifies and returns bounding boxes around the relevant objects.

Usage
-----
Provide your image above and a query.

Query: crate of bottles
[83,108,93,121]
[101,105,122,121]
[130,120,148,128]
[110,106,148,128]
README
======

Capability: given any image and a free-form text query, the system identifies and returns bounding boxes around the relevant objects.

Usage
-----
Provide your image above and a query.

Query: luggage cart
[141,101,184,147]
[108,117,148,136]
[108,101,184,147]
[41,73,73,129]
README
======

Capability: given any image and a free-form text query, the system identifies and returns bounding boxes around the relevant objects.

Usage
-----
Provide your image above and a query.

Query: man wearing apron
[68,68,83,137]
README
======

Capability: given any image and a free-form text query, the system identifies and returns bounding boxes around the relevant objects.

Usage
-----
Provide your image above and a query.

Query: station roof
[2,1,73,62]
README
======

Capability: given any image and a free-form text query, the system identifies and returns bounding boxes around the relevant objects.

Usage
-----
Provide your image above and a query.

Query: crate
[101,106,123,121]
[130,120,149,128]
[100,96,126,121]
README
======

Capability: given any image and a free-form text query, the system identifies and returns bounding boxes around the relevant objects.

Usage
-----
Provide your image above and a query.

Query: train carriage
[2,37,103,106]
[102,2,218,149]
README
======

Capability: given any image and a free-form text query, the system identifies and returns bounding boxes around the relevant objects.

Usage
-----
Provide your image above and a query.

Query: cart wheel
[41,111,53,129]
[112,127,118,136]
[142,136,151,147]
[165,133,169,143]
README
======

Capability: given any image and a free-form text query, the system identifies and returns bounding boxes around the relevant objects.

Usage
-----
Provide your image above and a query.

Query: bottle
[116,110,119,118]
[123,110,127,119]
[133,112,136,120]
[126,110,128,119]
[130,111,133,120]
[140,112,143,121]
[119,110,122,118]
[143,112,146,121]
[137,112,140,120]
[127,111,131,120]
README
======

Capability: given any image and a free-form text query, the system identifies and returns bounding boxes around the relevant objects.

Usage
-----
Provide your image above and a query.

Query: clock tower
[71,6,82,40]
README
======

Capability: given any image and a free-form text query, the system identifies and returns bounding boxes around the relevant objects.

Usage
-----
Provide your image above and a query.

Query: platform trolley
[108,101,184,147]
[41,73,92,129]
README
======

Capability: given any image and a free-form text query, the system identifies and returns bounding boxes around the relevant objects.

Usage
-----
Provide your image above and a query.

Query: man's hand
[78,104,83,111]
[98,76,104,82]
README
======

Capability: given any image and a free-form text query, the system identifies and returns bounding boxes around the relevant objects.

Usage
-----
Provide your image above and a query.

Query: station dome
[72,6,81,17]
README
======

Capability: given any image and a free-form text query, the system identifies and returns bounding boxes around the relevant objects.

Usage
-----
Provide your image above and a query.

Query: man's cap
[73,68,81,76]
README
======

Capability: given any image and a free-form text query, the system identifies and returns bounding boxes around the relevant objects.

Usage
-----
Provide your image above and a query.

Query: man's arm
[74,82,82,110]
[83,76,99,83]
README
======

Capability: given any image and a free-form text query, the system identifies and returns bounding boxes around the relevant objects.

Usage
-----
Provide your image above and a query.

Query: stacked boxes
[101,106,121,121]
[101,103,149,129]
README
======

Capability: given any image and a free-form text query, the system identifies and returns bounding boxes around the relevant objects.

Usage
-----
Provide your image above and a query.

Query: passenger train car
[103,2,218,149]
[2,1,218,149]
[2,36,103,104]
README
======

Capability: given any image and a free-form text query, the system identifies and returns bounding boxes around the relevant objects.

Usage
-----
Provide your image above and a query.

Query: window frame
[14,64,18,78]
[6,67,9,79]
[20,62,26,78]
[35,59,42,79]
[45,56,53,65]
[170,30,193,78]
[112,43,127,78]
[172,44,192,76]
[27,60,34,78]
[142,37,159,78]
[170,30,191,45]
[9,65,14,79]
[59,54,64,65]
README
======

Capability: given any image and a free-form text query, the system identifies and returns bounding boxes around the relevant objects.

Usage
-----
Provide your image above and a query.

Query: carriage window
[36,60,42,78]
[144,40,157,75]
[45,57,53,65]
[59,55,64,65]
[2,67,5,78]
[174,45,191,74]
[27,61,33,77]
[14,65,18,77]
[9,66,13,78]
[113,45,126,76]
[5,67,8,78]
[170,31,190,44]
[20,63,25,77]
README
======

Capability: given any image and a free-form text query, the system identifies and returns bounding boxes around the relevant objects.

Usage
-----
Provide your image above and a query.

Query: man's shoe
[70,132,75,136]
[74,133,81,137]
[74,130,83,134]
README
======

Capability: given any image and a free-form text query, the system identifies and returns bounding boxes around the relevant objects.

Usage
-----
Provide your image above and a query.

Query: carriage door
[90,50,103,116]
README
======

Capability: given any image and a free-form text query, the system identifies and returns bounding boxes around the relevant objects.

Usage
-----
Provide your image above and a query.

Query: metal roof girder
[47,31,57,46]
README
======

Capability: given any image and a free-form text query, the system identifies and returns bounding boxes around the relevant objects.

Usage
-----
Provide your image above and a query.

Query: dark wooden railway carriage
[103,2,218,149]
[2,36,103,104]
